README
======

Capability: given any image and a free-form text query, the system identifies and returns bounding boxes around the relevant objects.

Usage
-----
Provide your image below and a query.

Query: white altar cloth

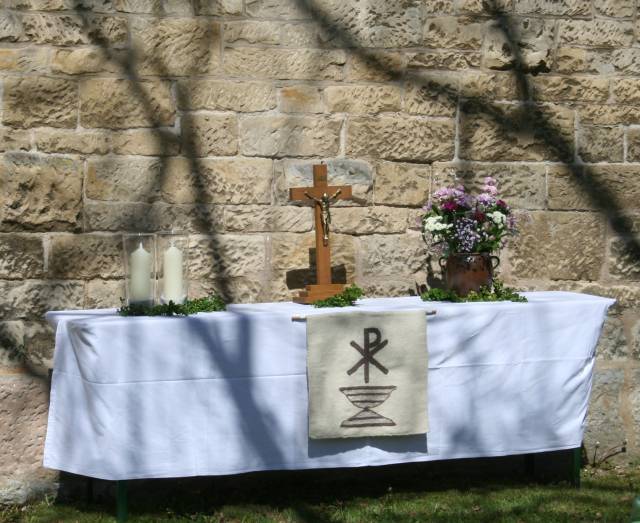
[43,292,614,480]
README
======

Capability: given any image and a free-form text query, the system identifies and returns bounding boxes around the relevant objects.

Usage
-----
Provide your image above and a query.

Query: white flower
[423,216,452,233]
[488,211,507,227]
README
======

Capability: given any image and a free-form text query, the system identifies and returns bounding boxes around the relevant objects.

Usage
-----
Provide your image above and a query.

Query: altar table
[44,292,613,482]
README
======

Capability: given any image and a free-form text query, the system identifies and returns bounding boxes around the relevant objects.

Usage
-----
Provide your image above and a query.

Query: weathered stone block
[332,207,408,235]
[48,234,123,279]
[84,279,125,309]
[460,72,520,101]
[613,79,640,103]
[51,47,121,75]
[609,237,640,281]
[240,115,341,158]
[403,78,457,116]
[224,48,346,80]
[0,48,48,73]
[0,11,23,42]
[432,162,546,210]
[80,78,174,128]
[245,0,309,19]
[182,114,238,157]
[627,369,640,451]
[459,102,574,162]
[192,0,243,15]
[0,153,82,231]
[280,85,324,113]
[113,0,161,13]
[595,315,628,361]
[8,0,113,10]
[0,128,30,152]
[35,129,110,154]
[0,320,53,374]
[407,50,481,70]
[609,49,640,75]
[559,20,634,48]
[579,105,640,126]
[514,0,590,15]
[578,126,624,163]
[423,16,484,49]
[270,232,355,276]
[190,277,263,304]
[86,157,163,202]
[628,129,640,162]
[179,80,276,112]
[224,21,280,44]
[508,211,605,280]
[325,85,401,114]
[0,280,84,319]
[359,232,426,277]
[3,76,77,129]
[275,159,373,205]
[21,14,128,47]
[132,18,220,76]
[374,162,430,207]
[347,116,455,162]
[359,278,422,298]
[454,0,512,12]
[189,234,267,279]
[162,157,273,205]
[482,17,554,71]
[0,235,44,279]
[552,47,615,75]
[595,0,635,17]
[532,76,609,102]
[111,129,179,156]
[280,22,338,47]
[347,51,405,82]
[222,205,313,233]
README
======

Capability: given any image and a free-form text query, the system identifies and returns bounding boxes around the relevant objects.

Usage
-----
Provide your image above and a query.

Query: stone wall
[1,0,639,502]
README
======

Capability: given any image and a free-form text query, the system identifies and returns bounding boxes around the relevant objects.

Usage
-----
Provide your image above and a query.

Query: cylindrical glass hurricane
[123,233,156,307]
[157,232,189,305]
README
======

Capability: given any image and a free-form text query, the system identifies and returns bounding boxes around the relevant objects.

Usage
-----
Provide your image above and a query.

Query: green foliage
[313,284,365,308]
[118,295,226,317]
[421,279,527,303]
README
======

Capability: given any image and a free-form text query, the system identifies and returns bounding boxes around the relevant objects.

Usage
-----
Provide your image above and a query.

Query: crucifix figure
[289,163,353,304]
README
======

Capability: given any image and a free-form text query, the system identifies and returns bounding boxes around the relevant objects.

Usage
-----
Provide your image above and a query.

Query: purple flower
[453,217,480,252]
[442,201,458,212]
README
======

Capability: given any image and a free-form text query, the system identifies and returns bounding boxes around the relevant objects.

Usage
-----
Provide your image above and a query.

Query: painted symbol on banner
[339,386,397,427]
[347,327,389,384]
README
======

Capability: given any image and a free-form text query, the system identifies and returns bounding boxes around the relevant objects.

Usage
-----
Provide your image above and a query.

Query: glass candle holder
[157,232,189,305]
[123,233,156,307]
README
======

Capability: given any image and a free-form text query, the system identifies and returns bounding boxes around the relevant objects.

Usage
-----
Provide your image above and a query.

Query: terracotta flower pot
[439,253,500,297]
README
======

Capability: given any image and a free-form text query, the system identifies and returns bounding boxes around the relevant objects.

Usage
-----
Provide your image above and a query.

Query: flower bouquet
[421,177,518,296]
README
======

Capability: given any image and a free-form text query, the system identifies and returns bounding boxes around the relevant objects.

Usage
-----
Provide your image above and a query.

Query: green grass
[2,462,639,523]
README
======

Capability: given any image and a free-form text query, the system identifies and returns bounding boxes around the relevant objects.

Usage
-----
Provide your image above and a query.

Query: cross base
[293,283,345,304]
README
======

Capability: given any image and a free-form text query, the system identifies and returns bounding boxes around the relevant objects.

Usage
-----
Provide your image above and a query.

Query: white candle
[129,241,152,303]
[163,242,183,303]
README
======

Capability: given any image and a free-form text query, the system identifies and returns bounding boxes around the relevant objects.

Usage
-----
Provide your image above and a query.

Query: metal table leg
[117,480,128,522]
[571,447,581,488]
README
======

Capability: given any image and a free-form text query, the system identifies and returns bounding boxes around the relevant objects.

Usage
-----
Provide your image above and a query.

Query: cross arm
[289,185,353,202]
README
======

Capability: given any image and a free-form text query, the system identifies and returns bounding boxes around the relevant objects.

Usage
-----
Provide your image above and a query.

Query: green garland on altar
[118,295,227,317]
[313,284,365,308]
[420,279,528,303]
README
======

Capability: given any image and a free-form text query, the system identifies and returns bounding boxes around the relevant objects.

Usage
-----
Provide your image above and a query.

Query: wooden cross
[289,163,353,304]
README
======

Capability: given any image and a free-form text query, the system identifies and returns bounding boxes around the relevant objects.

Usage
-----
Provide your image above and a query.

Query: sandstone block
[190,277,263,304]
[628,129,640,161]
[559,20,634,48]
[508,211,605,280]
[51,47,120,75]
[240,115,341,158]
[595,315,628,360]
[162,157,273,205]
[222,205,313,233]
[21,14,127,47]
[595,0,635,17]
[0,128,30,152]
[245,0,310,19]
[189,234,267,279]
[407,50,481,70]
[460,72,520,101]
[583,369,627,460]
[0,11,23,42]
[532,76,609,102]
[432,162,546,210]
[224,48,346,80]
[280,22,338,48]
[0,235,44,279]
[548,165,640,211]
[347,116,455,162]
[181,114,237,157]
[610,49,640,75]
[80,78,174,129]
[332,207,408,235]
[403,78,457,116]
[0,321,26,371]
[459,102,574,162]
[224,21,280,44]
[84,279,126,309]
[0,153,82,231]
[0,48,48,73]
[280,85,324,113]
[613,79,640,103]
[35,129,110,154]
[348,51,405,82]
[3,76,77,129]
[374,162,430,207]
[609,237,640,281]
[514,0,590,15]
[132,18,220,76]
[114,0,161,13]
[179,80,276,112]
[0,320,53,373]
[111,129,179,156]
[270,232,355,276]
[275,159,373,205]
[579,105,640,126]
[578,126,624,163]
[48,234,123,279]
[192,0,243,15]
[8,0,113,10]
[423,16,484,49]
[359,278,422,299]
[0,280,84,320]
[86,157,162,203]
[359,232,426,277]
[628,369,640,450]
[325,85,401,114]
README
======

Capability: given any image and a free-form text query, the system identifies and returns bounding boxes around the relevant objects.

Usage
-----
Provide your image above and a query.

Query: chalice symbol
[339,385,397,427]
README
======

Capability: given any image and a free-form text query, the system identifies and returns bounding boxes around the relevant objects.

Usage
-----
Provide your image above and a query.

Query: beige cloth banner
[307,310,428,439]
